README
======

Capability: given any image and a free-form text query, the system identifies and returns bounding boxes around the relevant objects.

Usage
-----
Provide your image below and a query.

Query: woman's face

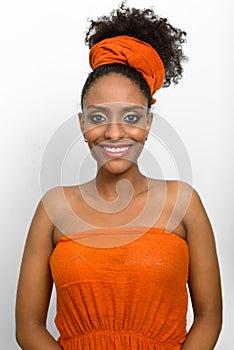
[79,74,152,175]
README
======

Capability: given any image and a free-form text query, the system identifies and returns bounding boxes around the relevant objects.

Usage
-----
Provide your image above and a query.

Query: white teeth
[103,146,130,153]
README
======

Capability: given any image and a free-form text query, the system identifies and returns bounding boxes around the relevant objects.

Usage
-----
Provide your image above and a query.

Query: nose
[104,122,126,140]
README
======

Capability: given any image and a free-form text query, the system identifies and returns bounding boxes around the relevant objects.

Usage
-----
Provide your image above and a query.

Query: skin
[15,73,222,349]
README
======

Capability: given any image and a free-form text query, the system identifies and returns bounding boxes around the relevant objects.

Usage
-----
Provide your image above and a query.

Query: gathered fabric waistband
[58,329,182,350]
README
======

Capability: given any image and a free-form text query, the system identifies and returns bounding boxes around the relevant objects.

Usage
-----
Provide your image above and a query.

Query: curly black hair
[81,2,187,107]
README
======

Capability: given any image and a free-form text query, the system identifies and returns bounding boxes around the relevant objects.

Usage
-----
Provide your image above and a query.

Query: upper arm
[16,188,58,329]
[183,186,222,321]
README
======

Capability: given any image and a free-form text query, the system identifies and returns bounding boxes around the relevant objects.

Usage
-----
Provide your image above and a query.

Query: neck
[94,164,148,202]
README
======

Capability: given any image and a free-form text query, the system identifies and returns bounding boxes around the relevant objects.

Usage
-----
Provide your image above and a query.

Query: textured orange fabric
[50,227,189,350]
[89,36,165,104]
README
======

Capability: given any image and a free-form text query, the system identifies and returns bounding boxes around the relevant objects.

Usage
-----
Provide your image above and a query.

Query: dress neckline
[53,226,187,251]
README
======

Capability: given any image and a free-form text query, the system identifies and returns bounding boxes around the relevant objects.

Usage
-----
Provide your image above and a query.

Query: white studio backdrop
[0,0,233,348]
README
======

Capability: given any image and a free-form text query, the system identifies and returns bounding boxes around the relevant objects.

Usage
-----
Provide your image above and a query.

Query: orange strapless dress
[50,227,189,350]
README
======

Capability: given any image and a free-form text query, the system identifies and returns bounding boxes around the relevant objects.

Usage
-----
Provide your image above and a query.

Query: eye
[123,113,141,124]
[89,113,107,124]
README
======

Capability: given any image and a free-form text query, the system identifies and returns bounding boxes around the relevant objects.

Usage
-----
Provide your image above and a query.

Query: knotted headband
[89,35,165,104]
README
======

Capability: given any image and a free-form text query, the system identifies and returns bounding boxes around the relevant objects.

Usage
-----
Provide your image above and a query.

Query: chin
[98,158,136,175]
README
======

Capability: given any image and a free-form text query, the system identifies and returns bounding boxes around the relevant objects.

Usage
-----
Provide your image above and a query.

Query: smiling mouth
[98,144,133,158]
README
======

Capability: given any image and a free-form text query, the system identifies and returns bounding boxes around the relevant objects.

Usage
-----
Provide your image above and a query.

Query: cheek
[85,125,105,142]
[84,123,148,144]
[124,126,148,141]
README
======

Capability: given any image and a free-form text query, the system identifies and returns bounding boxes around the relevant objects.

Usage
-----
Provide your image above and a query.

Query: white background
[0,0,233,348]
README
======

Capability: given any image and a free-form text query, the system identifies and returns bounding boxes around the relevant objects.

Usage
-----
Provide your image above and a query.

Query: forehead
[84,73,147,107]
[83,102,149,114]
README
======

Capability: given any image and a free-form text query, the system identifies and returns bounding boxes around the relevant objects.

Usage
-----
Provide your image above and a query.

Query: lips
[98,144,133,158]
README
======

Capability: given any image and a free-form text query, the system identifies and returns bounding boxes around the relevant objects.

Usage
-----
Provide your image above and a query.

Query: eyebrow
[86,105,109,112]
[85,105,147,112]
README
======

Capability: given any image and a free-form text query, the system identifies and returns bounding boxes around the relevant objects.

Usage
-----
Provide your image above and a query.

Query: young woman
[15,3,222,349]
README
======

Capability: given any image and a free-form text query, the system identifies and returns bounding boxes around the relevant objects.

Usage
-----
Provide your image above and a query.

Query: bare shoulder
[164,180,215,242]
[149,178,194,197]
[41,185,76,204]
[164,180,208,237]
[41,185,81,219]
[165,179,194,195]
[165,180,201,211]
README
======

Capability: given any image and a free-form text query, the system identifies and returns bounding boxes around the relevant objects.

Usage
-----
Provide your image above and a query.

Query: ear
[78,112,84,134]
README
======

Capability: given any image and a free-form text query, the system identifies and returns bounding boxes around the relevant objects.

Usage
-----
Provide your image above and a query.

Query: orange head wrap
[89,35,165,104]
